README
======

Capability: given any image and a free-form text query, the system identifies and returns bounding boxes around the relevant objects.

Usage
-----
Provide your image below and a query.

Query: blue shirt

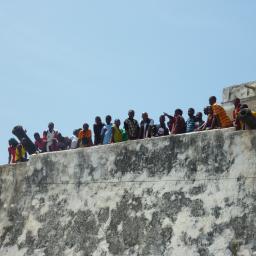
[101,124,113,144]
[186,117,196,133]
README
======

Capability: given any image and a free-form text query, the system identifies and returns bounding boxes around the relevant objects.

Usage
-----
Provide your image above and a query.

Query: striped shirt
[186,117,196,132]
[212,103,232,128]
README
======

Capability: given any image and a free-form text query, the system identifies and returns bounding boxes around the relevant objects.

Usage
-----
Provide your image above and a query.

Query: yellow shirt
[15,145,26,162]
[113,125,122,143]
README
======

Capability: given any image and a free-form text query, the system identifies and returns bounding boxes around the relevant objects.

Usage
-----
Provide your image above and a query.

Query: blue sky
[0,0,255,164]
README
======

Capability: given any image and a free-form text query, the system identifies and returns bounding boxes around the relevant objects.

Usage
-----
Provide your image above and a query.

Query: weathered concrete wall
[1,128,256,256]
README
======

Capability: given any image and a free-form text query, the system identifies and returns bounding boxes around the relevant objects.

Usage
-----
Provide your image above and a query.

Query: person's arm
[210,115,220,129]
[101,126,106,140]
[209,115,216,130]
[163,112,173,120]
[88,133,93,146]
[198,121,207,131]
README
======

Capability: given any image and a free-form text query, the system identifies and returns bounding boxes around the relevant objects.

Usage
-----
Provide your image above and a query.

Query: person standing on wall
[101,115,113,145]
[124,110,140,140]
[93,116,105,145]
[194,112,205,130]
[140,112,154,139]
[8,138,18,164]
[70,129,81,149]
[78,123,93,147]
[209,96,233,129]
[45,122,58,152]
[163,112,174,133]
[112,119,123,143]
[154,115,169,137]
[186,108,196,133]
[34,132,46,153]
[171,109,186,134]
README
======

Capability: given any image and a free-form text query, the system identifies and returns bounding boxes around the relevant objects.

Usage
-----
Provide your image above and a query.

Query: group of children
[7,96,256,164]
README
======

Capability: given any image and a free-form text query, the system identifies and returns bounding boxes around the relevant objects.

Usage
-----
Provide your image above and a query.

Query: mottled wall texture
[1,128,256,256]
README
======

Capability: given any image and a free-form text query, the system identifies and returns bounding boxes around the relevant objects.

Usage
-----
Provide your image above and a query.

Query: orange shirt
[212,103,232,128]
[78,129,92,140]
[78,129,92,147]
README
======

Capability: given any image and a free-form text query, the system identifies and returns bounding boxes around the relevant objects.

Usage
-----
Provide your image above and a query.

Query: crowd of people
[7,96,256,164]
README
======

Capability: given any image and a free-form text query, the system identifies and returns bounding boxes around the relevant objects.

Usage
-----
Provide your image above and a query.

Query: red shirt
[171,115,186,134]
[233,105,241,130]
[35,139,46,151]
[8,146,16,163]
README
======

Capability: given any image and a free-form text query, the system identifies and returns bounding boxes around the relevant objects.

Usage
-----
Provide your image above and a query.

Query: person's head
[195,112,203,121]
[34,132,41,141]
[203,107,209,116]
[188,108,195,117]
[43,131,47,138]
[174,109,183,117]
[73,129,81,137]
[128,110,135,119]
[95,116,102,125]
[106,115,112,125]
[209,96,217,106]
[48,122,54,132]
[233,98,241,108]
[240,104,249,110]
[159,115,165,124]
[142,112,148,121]
[83,123,89,131]
[114,119,121,128]
[8,138,18,147]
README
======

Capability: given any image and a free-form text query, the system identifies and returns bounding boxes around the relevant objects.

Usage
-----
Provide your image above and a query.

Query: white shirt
[46,130,58,151]
[70,135,78,149]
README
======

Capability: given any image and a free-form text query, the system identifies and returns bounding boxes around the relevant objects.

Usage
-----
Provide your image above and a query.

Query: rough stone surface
[0,128,256,255]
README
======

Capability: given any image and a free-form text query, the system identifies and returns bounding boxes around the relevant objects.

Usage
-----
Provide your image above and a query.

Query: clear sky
[0,0,255,165]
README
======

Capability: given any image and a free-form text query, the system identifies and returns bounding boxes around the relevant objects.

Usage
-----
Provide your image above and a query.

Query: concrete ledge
[0,128,256,256]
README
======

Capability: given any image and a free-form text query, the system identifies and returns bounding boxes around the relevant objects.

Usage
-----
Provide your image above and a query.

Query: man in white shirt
[46,122,58,152]
[70,129,81,149]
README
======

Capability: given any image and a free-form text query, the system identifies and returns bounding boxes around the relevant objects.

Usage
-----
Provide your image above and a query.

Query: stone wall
[0,128,256,256]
